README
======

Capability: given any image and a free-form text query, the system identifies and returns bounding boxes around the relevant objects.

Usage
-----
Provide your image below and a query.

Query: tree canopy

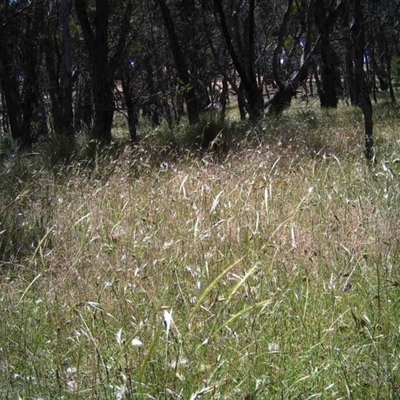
[0,0,399,159]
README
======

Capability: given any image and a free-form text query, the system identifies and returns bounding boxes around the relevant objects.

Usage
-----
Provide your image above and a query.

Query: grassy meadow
[1,100,400,399]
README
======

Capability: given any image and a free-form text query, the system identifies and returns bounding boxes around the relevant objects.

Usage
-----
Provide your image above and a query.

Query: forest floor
[1,96,400,399]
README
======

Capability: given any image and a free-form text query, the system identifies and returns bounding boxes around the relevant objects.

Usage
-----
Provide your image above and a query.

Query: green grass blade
[190,258,243,320]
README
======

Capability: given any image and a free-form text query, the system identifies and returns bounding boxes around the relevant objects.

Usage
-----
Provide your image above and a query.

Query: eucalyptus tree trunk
[74,73,93,132]
[214,0,264,121]
[0,0,45,147]
[0,48,24,144]
[351,0,374,161]
[155,0,200,125]
[59,0,74,137]
[267,0,315,116]
[44,0,74,138]
[314,0,344,108]
[121,73,138,142]
[75,0,132,145]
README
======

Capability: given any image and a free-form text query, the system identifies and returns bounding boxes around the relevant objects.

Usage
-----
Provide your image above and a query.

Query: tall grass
[1,103,400,399]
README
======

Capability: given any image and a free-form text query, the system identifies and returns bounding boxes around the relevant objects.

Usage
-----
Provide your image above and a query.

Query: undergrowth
[1,103,400,399]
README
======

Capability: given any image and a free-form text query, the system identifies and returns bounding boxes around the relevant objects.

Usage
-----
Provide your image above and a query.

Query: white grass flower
[66,367,77,392]
[163,309,173,334]
[264,186,269,216]
[165,387,180,399]
[268,342,279,353]
[169,357,188,369]
[190,386,213,400]
[291,226,297,248]
[66,379,78,392]
[131,338,143,347]
[163,240,174,249]
[115,328,124,345]
[210,191,223,214]
[113,384,128,400]
[66,367,77,377]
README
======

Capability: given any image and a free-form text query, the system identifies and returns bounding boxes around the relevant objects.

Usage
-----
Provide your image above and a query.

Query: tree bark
[74,72,93,132]
[214,0,264,121]
[59,0,74,137]
[121,73,138,142]
[352,0,374,161]
[0,0,45,147]
[0,47,24,144]
[314,0,342,108]
[75,0,132,145]
[267,0,317,116]
[155,0,200,125]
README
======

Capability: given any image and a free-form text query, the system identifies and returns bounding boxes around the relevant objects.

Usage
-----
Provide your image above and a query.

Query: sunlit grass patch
[1,103,400,398]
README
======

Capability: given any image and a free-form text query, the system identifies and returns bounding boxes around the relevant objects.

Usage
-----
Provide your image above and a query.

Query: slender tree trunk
[0,51,24,144]
[73,71,93,131]
[142,62,160,126]
[368,49,378,104]
[386,49,397,103]
[75,0,132,145]
[20,0,45,146]
[268,0,317,116]
[0,0,45,147]
[1,88,9,133]
[214,0,263,121]
[59,0,74,137]
[237,83,247,120]
[314,0,339,108]
[342,7,357,106]
[44,41,62,134]
[121,75,137,142]
[352,0,374,161]
[91,0,113,144]
[92,63,114,144]
[220,76,228,123]
[155,0,200,125]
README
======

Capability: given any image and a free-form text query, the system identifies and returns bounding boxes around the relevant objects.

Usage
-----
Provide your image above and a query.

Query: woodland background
[0,0,399,157]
